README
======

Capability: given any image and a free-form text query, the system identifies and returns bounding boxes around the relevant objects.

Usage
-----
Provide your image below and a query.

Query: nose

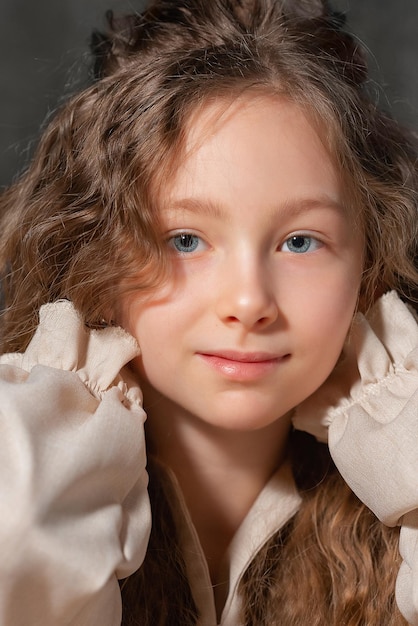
[215,253,279,330]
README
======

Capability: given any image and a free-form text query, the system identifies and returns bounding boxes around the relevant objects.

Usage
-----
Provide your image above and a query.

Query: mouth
[201,350,283,362]
[197,350,289,381]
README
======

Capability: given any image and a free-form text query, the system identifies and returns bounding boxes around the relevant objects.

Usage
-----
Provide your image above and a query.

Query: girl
[0,0,417,624]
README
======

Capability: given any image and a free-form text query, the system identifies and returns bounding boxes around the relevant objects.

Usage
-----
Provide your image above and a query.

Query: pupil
[174,233,199,253]
[291,236,305,248]
[181,234,194,247]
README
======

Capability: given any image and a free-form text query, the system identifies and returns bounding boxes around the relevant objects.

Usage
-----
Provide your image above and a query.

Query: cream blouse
[0,292,416,625]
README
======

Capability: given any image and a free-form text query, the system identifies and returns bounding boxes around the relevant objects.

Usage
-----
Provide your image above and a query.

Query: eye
[168,232,204,254]
[281,235,322,254]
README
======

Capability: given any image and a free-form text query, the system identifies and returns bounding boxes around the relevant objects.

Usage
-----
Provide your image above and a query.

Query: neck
[145,398,291,586]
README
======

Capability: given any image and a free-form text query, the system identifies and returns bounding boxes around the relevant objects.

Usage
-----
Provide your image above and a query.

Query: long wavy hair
[1,0,417,623]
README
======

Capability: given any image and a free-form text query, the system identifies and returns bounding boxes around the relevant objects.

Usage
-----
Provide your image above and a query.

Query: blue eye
[170,233,201,253]
[282,235,320,254]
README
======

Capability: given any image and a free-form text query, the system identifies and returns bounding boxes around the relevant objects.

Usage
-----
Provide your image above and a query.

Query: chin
[203,409,290,433]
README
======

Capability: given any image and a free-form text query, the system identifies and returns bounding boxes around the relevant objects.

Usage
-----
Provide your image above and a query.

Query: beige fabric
[0,302,150,625]
[294,291,418,625]
[162,458,301,625]
[1,292,417,624]
[0,300,300,626]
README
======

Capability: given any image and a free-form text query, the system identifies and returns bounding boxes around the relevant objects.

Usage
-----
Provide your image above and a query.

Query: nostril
[216,282,280,330]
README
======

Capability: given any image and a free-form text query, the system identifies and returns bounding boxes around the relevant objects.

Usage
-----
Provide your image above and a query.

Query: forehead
[181,90,333,156]
[164,93,342,205]
[154,90,366,233]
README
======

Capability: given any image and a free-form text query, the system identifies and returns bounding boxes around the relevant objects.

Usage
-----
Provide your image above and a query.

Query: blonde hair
[0,1,416,622]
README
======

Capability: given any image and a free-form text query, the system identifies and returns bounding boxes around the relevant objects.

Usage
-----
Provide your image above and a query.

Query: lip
[197,350,289,381]
[201,350,283,362]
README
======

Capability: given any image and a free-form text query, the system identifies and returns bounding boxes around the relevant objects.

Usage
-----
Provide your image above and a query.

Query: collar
[158,458,301,625]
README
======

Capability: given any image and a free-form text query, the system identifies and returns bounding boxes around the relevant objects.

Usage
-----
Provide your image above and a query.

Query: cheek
[127,327,169,388]
[130,310,167,354]
[122,301,184,384]
[292,268,360,354]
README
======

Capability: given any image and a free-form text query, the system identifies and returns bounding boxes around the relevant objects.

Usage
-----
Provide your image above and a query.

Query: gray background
[1,0,417,189]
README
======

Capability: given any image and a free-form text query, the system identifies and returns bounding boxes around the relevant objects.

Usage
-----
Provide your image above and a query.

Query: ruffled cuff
[293,291,418,625]
[0,301,150,625]
[1,299,142,404]
[293,290,418,525]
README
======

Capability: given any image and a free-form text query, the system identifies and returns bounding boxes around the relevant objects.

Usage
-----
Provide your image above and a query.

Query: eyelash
[167,232,323,255]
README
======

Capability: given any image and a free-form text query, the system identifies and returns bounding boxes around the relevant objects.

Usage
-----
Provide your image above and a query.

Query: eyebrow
[163,195,344,220]
[163,198,226,219]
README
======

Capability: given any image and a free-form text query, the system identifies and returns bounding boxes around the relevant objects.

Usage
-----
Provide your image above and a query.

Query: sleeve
[293,290,418,625]
[0,301,151,626]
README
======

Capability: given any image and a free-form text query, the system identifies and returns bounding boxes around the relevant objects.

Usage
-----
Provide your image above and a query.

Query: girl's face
[121,95,364,432]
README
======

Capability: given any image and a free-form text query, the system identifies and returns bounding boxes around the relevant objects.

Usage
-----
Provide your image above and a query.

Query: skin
[120,94,364,602]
